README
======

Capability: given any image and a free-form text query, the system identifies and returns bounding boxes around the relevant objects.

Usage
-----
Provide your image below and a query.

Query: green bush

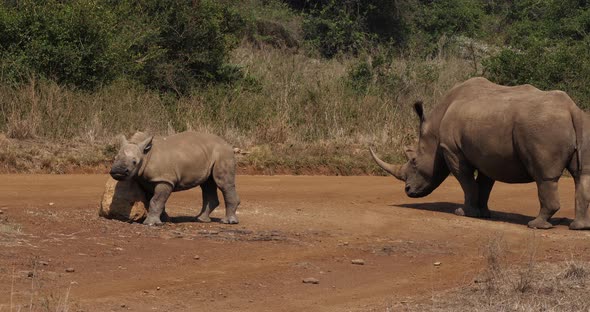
[0,1,122,89]
[0,0,246,92]
[122,0,246,93]
[483,0,590,108]
[302,0,375,58]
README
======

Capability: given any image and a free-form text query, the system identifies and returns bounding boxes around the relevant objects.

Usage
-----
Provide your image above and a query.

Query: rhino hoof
[454,207,481,217]
[222,216,239,224]
[569,219,590,230]
[527,218,553,229]
[197,216,211,223]
[143,217,163,226]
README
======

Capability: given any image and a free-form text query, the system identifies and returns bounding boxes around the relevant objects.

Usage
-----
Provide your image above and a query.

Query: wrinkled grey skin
[371,77,590,230]
[110,131,240,226]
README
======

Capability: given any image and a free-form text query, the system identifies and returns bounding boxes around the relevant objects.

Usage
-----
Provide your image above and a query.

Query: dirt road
[1,175,589,311]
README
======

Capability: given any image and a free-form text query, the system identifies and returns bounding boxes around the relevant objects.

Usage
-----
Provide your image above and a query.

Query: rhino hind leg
[570,175,590,230]
[197,178,219,223]
[528,180,560,229]
[212,159,240,225]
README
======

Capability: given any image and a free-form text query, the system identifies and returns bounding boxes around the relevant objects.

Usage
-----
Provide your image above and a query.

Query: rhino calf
[371,77,590,230]
[109,131,240,226]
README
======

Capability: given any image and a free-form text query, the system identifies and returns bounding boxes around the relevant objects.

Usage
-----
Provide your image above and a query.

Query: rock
[120,304,126,308]
[194,255,200,260]
[38,261,49,266]
[302,277,319,284]
[156,286,161,290]
[351,259,365,265]
[198,230,219,235]
[0,209,3,214]
[49,202,54,206]
[99,177,148,222]
[434,262,441,267]
[65,267,75,273]
[27,271,34,278]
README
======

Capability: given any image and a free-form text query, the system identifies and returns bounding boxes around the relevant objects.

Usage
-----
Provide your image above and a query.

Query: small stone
[65,268,75,273]
[0,209,3,214]
[198,230,219,235]
[38,261,49,266]
[156,286,161,290]
[249,300,254,303]
[194,255,200,260]
[27,271,34,278]
[302,277,319,284]
[434,262,441,267]
[142,290,149,294]
[120,304,126,308]
[343,242,349,246]
[351,259,365,265]
[49,202,55,206]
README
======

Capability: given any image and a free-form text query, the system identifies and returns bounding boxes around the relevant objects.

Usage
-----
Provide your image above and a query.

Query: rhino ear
[414,101,425,123]
[139,136,153,154]
[117,134,128,147]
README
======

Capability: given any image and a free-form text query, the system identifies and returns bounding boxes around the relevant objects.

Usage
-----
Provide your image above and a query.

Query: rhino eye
[132,160,137,165]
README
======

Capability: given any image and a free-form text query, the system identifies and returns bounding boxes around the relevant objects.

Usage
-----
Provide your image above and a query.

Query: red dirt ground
[1,175,589,312]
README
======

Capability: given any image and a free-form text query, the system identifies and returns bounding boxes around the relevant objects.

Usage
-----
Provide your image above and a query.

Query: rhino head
[371,101,449,198]
[109,133,153,181]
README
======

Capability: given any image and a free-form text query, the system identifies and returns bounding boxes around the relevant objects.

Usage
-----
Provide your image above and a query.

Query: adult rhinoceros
[371,77,590,230]
[109,131,240,226]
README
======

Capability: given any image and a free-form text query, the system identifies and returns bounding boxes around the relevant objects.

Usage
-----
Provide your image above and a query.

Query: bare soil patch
[1,175,589,311]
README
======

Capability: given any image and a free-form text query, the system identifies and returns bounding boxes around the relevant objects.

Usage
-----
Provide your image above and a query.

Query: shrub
[0,0,246,92]
[0,1,122,89]
[302,0,375,58]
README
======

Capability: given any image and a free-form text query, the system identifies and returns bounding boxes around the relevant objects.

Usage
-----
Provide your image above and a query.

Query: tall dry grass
[0,43,478,174]
[400,237,590,312]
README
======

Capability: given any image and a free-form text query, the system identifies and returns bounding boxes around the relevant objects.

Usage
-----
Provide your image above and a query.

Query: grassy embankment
[0,45,478,174]
[0,0,483,174]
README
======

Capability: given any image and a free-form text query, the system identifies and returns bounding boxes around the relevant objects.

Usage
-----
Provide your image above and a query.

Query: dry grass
[0,43,478,174]
[398,238,590,312]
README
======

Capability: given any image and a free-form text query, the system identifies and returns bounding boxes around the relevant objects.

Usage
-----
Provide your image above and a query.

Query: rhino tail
[572,109,583,174]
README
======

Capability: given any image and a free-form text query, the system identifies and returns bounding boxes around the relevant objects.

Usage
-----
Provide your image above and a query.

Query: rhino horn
[369,147,407,181]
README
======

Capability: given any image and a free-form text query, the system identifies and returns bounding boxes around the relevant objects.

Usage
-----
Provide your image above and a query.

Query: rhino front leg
[570,174,590,230]
[144,183,173,226]
[476,173,494,218]
[528,180,559,229]
[443,149,481,217]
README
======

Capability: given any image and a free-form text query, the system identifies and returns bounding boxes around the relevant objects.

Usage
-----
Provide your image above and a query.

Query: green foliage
[0,0,246,92]
[302,0,375,58]
[483,0,590,108]
[0,1,122,89]
[120,0,246,93]
[411,0,484,53]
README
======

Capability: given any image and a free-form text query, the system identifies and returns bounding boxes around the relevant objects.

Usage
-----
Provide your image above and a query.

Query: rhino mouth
[109,168,130,181]
[406,188,433,198]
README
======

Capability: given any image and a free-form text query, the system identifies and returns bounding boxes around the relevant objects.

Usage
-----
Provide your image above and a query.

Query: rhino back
[439,78,579,183]
[140,132,234,190]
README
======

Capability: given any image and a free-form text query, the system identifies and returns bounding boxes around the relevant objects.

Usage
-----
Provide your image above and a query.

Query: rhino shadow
[393,202,572,227]
[168,216,224,224]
